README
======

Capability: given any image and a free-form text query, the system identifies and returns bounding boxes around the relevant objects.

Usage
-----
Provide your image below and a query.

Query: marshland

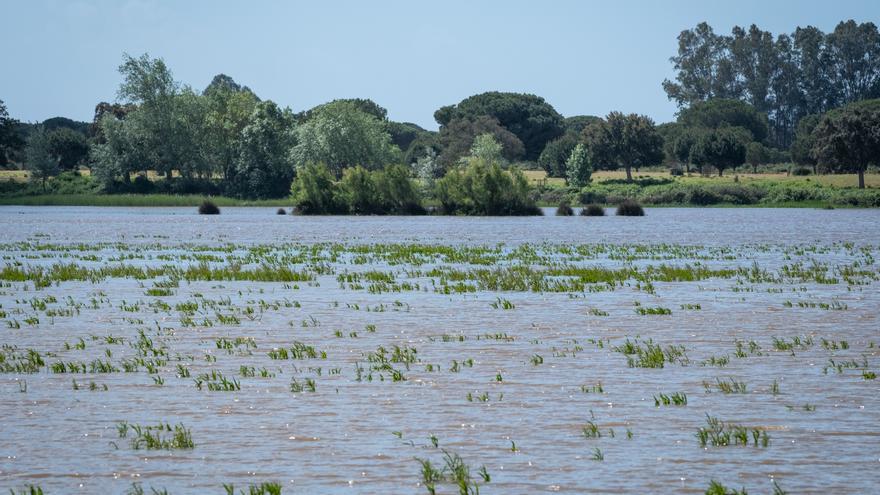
[0,206,878,493]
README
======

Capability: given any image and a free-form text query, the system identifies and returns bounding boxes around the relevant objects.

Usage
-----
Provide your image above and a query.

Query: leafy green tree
[662,22,740,106]
[299,98,388,123]
[203,78,259,181]
[690,127,749,176]
[582,112,664,181]
[89,111,152,187]
[434,92,564,160]
[789,113,821,171]
[677,99,769,142]
[46,127,89,170]
[373,163,424,214]
[825,21,880,105]
[24,127,60,191]
[811,103,880,188]
[435,157,538,216]
[538,132,579,178]
[562,116,601,135]
[565,143,592,187]
[292,100,399,176]
[436,116,524,169]
[0,99,24,166]
[235,100,297,198]
[745,141,770,173]
[386,121,429,152]
[290,162,345,214]
[469,133,504,163]
[340,166,378,214]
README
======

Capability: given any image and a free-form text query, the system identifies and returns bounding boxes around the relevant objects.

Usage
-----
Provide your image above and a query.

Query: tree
[436,116,524,169]
[235,100,297,198]
[745,141,770,173]
[299,98,388,122]
[825,21,880,105]
[582,112,664,181]
[386,121,429,152]
[677,98,769,142]
[203,74,258,99]
[434,92,564,160]
[0,99,24,166]
[789,113,821,171]
[811,103,880,189]
[537,132,579,178]
[662,22,740,106]
[434,157,539,216]
[690,127,749,176]
[290,162,345,214]
[563,115,601,135]
[203,79,259,181]
[566,143,592,187]
[46,127,89,170]
[24,127,60,191]
[469,133,504,163]
[292,100,399,177]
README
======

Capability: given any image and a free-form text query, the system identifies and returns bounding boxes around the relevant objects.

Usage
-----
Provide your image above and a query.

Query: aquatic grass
[654,392,688,406]
[696,415,769,448]
[117,421,194,450]
[705,481,748,495]
[223,482,282,495]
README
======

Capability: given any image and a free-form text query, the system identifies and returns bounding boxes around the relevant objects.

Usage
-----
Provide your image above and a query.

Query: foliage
[538,132,579,177]
[677,98,769,142]
[435,157,541,215]
[616,200,645,216]
[745,142,770,173]
[437,116,524,169]
[46,127,89,170]
[233,101,297,199]
[566,143,592,187]
[690,127,749,176]
[292,100,399,176]
[812,101,880,188]
[0,99,24,166]
[198,199,220,214]
[583,112,664,181]
[468,133,504,163]
[24,127,60,191]
[789,114,821,167]
[434,91,564,160]
[289,162,346,214]
[663,20,880,147]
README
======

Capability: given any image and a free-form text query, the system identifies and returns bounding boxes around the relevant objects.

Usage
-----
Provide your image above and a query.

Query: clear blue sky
[2,0,878,129]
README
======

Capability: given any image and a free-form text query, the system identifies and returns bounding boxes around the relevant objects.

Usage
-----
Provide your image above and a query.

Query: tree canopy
[582,112,664,181]
[811,100,880,188]
[434,92,564,160]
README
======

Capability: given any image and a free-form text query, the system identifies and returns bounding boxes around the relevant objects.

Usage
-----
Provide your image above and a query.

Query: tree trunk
[718,168,723,177]
[685,162,690,174]
[625,166,632,182]
[859,168,865,189]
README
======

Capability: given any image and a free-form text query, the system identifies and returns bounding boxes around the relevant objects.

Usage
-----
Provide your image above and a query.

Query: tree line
[0,19,878,212]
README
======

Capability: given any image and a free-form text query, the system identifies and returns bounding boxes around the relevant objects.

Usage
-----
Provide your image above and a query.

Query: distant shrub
[791,166,812,176]
[556,202,574,216]
[670,166,684,176]
[581,204,605,216]
[276,208,287,215]
[616,200,644,216]
[198,199,220,215]
[435,157,541,216]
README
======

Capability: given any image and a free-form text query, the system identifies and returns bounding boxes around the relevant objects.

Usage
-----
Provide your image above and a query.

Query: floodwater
[0,206,878,494]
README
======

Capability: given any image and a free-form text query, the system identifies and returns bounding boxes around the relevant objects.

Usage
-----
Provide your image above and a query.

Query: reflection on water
[0,207,878,494]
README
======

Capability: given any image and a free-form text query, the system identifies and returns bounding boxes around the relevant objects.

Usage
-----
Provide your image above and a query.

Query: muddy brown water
[0,206,878,494]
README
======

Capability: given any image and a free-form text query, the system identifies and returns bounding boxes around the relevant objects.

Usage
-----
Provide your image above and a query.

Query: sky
[2,0,879,130]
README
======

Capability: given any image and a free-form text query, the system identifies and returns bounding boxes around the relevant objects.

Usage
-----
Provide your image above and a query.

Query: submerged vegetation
[0,236,876,492]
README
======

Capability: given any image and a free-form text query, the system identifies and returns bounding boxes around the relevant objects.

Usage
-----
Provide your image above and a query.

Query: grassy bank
[0,194,291,207]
